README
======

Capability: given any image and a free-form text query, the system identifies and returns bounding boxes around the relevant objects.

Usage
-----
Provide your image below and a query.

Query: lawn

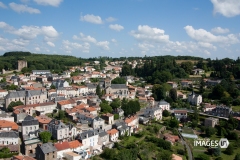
[181,127,195,135]
[232,105,240,112]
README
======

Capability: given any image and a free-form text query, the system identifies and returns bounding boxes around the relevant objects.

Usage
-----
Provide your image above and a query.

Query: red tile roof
[107,129,118,136]
[54,141,70,151]
[68,140,83,149]
[0,120,18,130]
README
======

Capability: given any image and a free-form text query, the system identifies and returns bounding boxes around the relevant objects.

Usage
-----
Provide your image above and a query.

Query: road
[178,130,193,160]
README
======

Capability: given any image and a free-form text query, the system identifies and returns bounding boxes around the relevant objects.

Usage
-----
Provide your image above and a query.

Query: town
[0,52,240,160]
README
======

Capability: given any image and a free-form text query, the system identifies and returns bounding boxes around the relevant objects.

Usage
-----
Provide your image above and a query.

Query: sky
[0,0,240,59]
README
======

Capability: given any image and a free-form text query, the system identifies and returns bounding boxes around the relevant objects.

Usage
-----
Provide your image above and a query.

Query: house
[54,141,71,159]
[203,103,216,113]
[206,79,221,86]
[192,69,204,75]
[144,106,162,120]
[177,91,187,99]
[204,117,219,127]
[174,110,188,121]
[5,89,48,110]
[181,80,192,88]
[22,134,41,157]
[32,70,51,75]
[158,100,171,111]
[35,115,52,130]
[113,108,124,119]
[211,106,232,118]
[57,99,76,110]
[105,82,129,99]
[107,129,119,142]
[63,151,83,160]
[12,155,36,160]
[101,113,114,124]
[188,91,202,106]
[163,133,180,145]
[112,121,130,136]
[35,143,57,160]
[167,82,178,88]
[0,131,19,145]
[0,89,8,98]
[172,154,183,160]
[52,79,69,89]
[47,119,70,141]
[77,129,99,149]
[98,131,109,145]
[91,117,105,129]
[0,120,18,131]
[125,115,139,134]
[22,115,39,136]
[68,140,83,151]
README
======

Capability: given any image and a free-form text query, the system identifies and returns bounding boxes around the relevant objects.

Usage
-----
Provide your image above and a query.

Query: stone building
[18,60,27,71]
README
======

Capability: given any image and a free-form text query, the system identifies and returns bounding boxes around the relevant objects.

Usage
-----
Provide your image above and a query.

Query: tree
[39,131,52,143]
[100,102,113,113]
[162,110,170,117]
[191,120,198,129]
[205,127,215,137]
[234,153,240,160]
[121,100,140,116]
[180,61,194,74]
[225,144,234,155]
[111,77,126,84]
[8,101,24,112]
[169,118,179,128]
[96,84,102,97]
[50,84,56,89]
[211,84,225,99]
[58,110,65,119]
[196,153,210,160]
[110,98,121,110]
[169,88,177,102]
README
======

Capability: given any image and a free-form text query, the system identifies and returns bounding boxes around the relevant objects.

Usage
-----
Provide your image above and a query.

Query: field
[175,60,207,64]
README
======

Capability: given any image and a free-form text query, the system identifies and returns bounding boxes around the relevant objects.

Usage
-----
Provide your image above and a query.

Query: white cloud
[21,0,30,3]
[62,40,90,53]
[138,43,154,51]
[35,47,40,51]
[130,25,170,43]
[34,0,63,7]
[80,14,103,24]
[73,32,110,50]
[184,25,239,44]
[203,50,211,55]
[79,33,97,43]
[211,0,240,17]
[106,17,117,22]
[96,41,110,50]
[12,39,29,46]
[47,41,55,47]
[9,2,40,14]
[111,39,117,43]
[0,2,7,8]
[0,22,59,41]
[198,42,217,50]
[109,24,124,31]
[211,27,229,34]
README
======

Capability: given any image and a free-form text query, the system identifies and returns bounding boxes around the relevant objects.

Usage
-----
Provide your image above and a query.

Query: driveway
[178,130,193,160]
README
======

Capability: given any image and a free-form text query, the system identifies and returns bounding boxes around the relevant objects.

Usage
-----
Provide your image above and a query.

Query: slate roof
[110,84,127,89]
[5,90,46,99]
[39,142,57,154]
[78,129,103,140]
[99,131,108,137]
[0,131,18,138]
[159,100,169,105]
[86,84,97,89]
[48,119,68,130]
[22,115,39,126]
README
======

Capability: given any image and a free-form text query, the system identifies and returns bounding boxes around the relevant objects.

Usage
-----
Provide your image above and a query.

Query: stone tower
[18,60,27,71]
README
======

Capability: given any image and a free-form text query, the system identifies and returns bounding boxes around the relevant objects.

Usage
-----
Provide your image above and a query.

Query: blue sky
[0,0,240,59]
